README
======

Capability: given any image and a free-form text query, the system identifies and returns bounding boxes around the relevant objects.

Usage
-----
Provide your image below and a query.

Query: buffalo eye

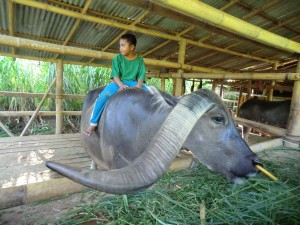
[212,116,225,125]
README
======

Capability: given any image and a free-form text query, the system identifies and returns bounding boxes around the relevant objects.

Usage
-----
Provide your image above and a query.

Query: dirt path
[0,190,101,225]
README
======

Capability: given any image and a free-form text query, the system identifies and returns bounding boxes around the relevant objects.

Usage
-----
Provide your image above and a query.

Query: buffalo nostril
[252,159,263,168]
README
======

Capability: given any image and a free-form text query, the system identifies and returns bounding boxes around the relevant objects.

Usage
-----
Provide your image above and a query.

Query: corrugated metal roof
[0,0,299,72]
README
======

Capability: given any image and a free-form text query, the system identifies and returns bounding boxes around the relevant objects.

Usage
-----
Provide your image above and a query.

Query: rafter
[11,0,279,64]
[186,0,296,70]
[142,25,194,57]
[53,0,93,59]
[237,0,300,34]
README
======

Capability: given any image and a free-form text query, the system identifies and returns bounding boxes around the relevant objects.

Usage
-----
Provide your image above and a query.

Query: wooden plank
[0,142,84,153]
[0,133,91,188]
[0,133,81,143]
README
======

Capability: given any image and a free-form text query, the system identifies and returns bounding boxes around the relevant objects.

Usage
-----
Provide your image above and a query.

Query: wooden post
[236,86,243,115]
[285,56,300,146]
[175,39,186,96]
[267,81,275,101]
[212,80,217,92]
[159,68,168,92]
[161,78,165,91]
[56,60,63,134]
[219,83,223,98]
[247,80,252,100]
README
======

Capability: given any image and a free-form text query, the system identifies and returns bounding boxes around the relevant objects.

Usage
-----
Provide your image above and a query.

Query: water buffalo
[46,86,259,194]
[238,98,291,142]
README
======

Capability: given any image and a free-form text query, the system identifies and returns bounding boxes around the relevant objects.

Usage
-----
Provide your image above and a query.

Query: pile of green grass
[51,148,300,225]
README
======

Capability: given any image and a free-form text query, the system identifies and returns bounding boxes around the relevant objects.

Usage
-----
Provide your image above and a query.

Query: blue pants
[90,81,150,126]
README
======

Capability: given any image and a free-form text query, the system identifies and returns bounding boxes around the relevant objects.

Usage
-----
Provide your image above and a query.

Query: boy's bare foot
[83,126,96,136]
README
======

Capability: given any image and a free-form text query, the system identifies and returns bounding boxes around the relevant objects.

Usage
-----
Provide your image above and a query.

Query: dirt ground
[0,134,299,225]
[0,190,101,225]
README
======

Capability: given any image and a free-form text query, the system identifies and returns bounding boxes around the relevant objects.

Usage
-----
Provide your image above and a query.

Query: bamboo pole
[234,117,287,137]
[56,60,63,134]
[146,72,300,80]
[0,91,85,99]
[175,39,186,96]
[161,78,166,91]
[0,178,89,210]
[247,80,252,100]
[267,81,275,101]
[0,34,225,73]
[0,50,110,68]
[20,78,56,136]
[285,57,300,145]
[268,63,279,101]
[236,86,243,115]
[0,120,15,137]
[205,81,293,92]
[219,83,223,97]
[0,111,81,117]
[212,80,216,92]
[153,0,300,53]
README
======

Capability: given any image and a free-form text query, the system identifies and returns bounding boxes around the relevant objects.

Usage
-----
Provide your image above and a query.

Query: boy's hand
[118,84,128,92]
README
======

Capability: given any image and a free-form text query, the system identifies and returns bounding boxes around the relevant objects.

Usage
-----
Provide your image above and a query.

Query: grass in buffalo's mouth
[52,148,300,225]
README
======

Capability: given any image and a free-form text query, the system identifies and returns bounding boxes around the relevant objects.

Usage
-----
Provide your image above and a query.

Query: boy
[84,33,149,136]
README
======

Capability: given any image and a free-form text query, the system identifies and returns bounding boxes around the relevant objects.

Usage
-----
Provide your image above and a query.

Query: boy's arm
[136,57,146,88]
[136,79,144,88]
[113,76,128,91]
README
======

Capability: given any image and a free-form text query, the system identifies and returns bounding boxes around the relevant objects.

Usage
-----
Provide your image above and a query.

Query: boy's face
[119,39,135,56]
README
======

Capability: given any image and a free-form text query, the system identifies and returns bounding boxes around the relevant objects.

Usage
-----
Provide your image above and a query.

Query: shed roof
[0,0,299,73]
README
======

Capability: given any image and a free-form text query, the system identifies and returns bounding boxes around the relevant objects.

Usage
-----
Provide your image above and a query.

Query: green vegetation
[47,147,299,225]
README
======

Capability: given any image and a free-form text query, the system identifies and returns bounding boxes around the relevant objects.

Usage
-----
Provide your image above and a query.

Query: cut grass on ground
[50,147,300,225]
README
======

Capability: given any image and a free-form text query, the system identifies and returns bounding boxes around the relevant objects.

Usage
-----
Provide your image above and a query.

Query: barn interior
[0,0,300,218]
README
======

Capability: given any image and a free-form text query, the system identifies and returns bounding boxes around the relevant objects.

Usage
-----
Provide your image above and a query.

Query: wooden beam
[146,72,300,81]
[152,0,300,53]
[0,51,110,68]
[0,91,85,99]
[11,0,276,64]
[234,117,286,138]
[0,34,226,73]
[0,111,81,117]
[207,81,293,92]
[286,56,300,144]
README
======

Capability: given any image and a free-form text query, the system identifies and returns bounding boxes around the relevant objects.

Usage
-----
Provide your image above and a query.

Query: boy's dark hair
[120,33,137,49]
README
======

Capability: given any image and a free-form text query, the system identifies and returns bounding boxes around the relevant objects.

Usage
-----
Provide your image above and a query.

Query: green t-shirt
[110,54,146,81]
